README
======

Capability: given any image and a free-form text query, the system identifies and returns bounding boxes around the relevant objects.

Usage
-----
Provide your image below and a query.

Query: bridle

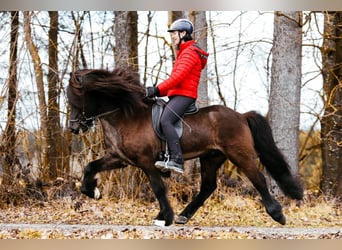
[70,108,120,131]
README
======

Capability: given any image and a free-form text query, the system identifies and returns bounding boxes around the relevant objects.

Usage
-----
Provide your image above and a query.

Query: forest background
[0,11,341,213]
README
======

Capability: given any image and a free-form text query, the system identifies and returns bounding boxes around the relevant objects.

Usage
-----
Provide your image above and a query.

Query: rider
[146,18,209,174]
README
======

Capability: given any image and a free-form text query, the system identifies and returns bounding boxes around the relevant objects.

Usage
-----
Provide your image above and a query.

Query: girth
[151,98,198,141]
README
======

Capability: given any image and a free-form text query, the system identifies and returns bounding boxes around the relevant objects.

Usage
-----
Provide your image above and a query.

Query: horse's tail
[243,111,303,200]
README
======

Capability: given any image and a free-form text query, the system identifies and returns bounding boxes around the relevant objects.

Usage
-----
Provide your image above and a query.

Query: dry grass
[0,174,341,239]
[0,173,340,228]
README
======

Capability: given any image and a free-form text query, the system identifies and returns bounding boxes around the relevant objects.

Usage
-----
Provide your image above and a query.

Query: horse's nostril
[69,127,79,134]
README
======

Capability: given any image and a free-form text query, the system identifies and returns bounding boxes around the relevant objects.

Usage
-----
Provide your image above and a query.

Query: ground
[0,191,340,239]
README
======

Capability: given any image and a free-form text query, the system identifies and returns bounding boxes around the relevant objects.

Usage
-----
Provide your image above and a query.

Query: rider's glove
[146,86,160,98]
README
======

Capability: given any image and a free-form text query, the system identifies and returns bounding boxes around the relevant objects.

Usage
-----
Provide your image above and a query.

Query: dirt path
[0,223,341,239]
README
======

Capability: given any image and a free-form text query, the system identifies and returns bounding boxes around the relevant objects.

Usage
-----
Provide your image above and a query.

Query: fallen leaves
[0,191,341,239]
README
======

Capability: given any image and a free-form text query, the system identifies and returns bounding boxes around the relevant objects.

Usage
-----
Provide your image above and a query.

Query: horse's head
[67,71,96,134]
[67,68,149,134]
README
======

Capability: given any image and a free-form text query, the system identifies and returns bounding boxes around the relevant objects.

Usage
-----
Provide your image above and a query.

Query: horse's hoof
[277,215,286,225]
[94,187,101,200]
[152,219,166,227]
[175,215,188,224]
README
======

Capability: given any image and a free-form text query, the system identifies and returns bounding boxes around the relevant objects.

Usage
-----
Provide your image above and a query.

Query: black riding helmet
[167,19,194,34]
[167,19,194,47]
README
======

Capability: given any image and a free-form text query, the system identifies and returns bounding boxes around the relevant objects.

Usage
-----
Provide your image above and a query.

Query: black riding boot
[155,141,184,174]
[166,141,184,174]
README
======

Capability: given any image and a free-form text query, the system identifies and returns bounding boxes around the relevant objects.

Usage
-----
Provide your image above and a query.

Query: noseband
[70,109,120,130]
[70,111,96,129]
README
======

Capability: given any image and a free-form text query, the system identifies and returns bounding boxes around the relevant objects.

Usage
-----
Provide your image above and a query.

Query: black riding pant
[160,96,195,151]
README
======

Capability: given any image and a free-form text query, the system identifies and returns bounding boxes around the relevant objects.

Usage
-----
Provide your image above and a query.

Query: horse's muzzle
[69,119,93,134]
[69,121,81,134]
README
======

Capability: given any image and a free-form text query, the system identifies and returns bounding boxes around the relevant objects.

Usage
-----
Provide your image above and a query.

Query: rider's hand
[146,86,160,98]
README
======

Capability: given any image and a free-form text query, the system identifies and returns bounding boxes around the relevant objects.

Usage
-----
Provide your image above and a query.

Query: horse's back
[185,104,247,129]
[181,104,251,154]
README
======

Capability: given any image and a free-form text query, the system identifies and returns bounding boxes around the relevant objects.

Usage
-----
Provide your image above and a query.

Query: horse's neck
[98,108,151,144]
[98,109,152,166]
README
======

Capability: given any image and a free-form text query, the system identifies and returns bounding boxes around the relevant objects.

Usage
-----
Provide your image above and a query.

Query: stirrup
[154,151,170,173]
[155,161,169,172]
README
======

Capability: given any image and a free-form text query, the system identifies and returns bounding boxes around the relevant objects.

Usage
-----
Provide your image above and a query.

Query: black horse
[67,68,303,226]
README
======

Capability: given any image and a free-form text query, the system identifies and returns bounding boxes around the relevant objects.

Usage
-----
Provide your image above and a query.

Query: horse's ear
[70,72,78,81]
[69,71,84,91]
[69,72,76,83]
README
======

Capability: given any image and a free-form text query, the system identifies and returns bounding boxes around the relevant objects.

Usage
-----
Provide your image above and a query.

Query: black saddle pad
[151,98,198,141]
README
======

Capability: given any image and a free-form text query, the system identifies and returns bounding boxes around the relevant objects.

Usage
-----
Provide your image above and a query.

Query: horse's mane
[68,68,148,117]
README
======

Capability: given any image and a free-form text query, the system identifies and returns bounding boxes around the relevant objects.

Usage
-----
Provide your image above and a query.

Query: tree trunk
[70,11,88,70]
[24,11,49,180]
[320,11,342,198]
[189,11,208,107]
[1,11,20,185]
[268,11,302,195]
[168,11,184,24]
[46,11,62,180]
[168,11,186,61]
[114,11,138,72]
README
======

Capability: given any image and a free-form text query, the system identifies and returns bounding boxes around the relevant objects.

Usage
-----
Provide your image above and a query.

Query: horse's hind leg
[230,150,286,225]
[176,152,226,224]
[246,167,286,225]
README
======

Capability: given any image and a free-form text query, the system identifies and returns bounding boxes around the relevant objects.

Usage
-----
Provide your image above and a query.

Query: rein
[96,109,120,118]
[70,108,119,128]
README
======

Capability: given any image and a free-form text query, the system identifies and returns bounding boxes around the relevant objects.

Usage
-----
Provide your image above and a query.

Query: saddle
[152,98,199,141]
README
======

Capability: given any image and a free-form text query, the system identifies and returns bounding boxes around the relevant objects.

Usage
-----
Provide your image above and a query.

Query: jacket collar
[179,40,195,51]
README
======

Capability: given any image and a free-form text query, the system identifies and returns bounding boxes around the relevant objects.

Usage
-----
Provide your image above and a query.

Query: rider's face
[170,30,186,46]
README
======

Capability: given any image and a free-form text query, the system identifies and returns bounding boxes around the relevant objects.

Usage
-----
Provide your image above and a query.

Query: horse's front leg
[81,154,126,199]
[142,168,174,226]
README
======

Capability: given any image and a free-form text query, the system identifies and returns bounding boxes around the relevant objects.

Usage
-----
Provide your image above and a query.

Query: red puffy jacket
[157,40,209,99]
